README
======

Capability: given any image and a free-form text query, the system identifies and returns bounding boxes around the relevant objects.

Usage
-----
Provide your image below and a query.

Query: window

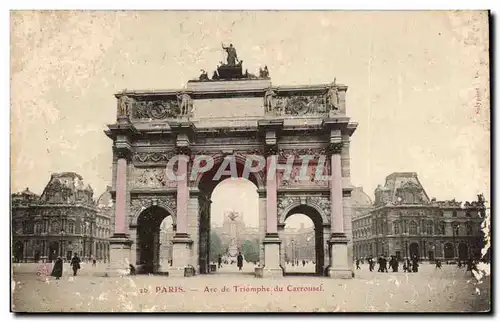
[466,223,473,236]
[68,222,75,234]
[409,221,418,235]
[426,221,433,235]
[453,223,460,236]
[439,221,445,235]
[393,222,400,234]
[466,212,471,217]
[452,210,457,217]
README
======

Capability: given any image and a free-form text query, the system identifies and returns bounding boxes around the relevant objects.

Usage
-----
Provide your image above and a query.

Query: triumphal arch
[105,46,358,278]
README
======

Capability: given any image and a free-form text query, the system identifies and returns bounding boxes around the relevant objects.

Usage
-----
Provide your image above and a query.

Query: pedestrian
[218,255,222,269]
[411,255,419,273]
[381,256,388,272]
[356,258,360,270]
[368,256,374,272]
[390,256,398,272]
[237,252,243,271]
[71,254,81,276]
[435,259,442,269]
[302,259,306,267]
[51,256,63,280]
[91,255,97,267]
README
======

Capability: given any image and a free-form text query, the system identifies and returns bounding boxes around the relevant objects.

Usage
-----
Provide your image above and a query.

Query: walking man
[71,254,81,277]
[237,252,244,271]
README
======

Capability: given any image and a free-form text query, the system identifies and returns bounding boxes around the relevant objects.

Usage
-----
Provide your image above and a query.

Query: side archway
[135,205,174,274]
[279,202,328,276]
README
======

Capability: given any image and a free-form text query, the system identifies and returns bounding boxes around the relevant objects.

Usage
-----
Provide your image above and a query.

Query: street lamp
[453,224,461,260]
[59,229,65,260]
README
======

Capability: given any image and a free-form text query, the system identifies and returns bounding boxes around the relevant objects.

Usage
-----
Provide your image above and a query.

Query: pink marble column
[266,155,278,235]
[114,157,128,235]
[176,155,189,235]
[330,150,344,234]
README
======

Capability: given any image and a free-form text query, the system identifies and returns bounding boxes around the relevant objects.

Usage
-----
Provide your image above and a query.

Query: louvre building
[351,172,487,261]
[11,172,113,263]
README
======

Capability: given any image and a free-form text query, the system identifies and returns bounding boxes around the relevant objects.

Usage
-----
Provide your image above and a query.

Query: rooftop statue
[326,78,340,111]
[221,43,239,66]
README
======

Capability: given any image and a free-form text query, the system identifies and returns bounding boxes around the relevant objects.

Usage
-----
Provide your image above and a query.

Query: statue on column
[177,92,193,116]
[117,94,132,118]
[326,78,340,111]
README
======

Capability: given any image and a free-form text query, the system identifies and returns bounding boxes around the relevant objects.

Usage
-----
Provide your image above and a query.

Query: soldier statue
[221,43,238,66]
[117,94,132,118]
[177,92,193,116]
[264,88,277,113]
[326,78,340,111]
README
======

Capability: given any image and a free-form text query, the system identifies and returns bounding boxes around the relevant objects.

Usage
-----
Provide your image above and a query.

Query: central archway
[136,206,173,274]
[280,204,325,276]
[195,155,263,275]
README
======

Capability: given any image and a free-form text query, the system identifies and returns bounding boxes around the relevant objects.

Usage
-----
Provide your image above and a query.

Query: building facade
[11,173,113,262]
[352,172,486,261]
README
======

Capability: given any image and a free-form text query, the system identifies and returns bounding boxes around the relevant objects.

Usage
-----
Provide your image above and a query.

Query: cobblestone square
[11,262,490,312]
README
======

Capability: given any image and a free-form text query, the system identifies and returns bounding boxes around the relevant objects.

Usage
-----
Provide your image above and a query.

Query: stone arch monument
[105,46,358,278]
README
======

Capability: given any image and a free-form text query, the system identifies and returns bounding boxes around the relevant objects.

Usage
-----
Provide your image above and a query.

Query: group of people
[49,254,81,279]
[356,255,421,273]
[356,254,481,275]
[217,252,245,271]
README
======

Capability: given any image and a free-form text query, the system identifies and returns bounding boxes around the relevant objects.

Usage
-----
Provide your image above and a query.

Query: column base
[262,234,283,278]
[328,233,352,279]
[104,235,133,277]
[168,234,193,277]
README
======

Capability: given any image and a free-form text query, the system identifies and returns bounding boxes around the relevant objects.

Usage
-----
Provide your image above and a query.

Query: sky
[11,11,490,224]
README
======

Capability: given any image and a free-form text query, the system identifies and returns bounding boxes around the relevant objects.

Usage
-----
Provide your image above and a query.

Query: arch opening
[136,206,173,274]
[199,174,260,276]
[282,205,325,276]
[48,241,59,261]
[458,243,469,260]
[444,242,454,259]
[409,242,420,260]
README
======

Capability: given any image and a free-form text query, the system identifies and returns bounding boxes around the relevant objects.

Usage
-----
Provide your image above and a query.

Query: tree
[209,231,223,261]
[241,239,260,263]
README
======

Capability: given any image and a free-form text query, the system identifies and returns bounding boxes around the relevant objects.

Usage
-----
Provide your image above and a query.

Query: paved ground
[11,262,491,312]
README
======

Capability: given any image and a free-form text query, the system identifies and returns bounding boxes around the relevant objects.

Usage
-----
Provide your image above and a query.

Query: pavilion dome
[40,172,94,205]
[96,186,114,209]
[351,186,373,207]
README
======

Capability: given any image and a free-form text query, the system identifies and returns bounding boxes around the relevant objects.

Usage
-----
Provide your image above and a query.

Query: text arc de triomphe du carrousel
[104,44,357,278]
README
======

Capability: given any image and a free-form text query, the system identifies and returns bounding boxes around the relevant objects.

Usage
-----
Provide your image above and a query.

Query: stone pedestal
[105,234,133,277]
[262,234,283,278]
[327,233,352,279]
[167,234,193,277]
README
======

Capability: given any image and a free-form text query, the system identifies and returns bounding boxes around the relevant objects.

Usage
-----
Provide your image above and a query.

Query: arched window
[426,221,433,235]
[409,221,418,235]
[393,221,400,234]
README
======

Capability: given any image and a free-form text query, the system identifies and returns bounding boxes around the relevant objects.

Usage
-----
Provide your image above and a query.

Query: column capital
[264,145,279,157]
[327,142,344,155]
[175,146,191,156]
[114,147,132,160]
